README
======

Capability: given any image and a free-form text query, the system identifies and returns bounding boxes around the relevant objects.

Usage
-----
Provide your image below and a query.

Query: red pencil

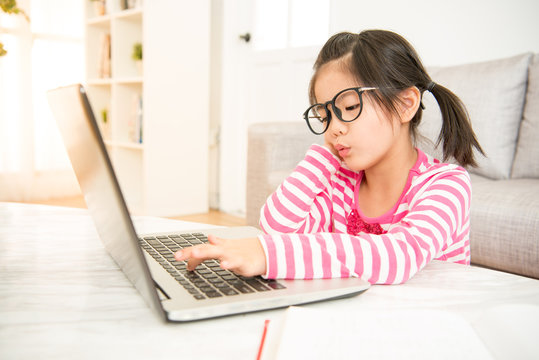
[256,319,271,360]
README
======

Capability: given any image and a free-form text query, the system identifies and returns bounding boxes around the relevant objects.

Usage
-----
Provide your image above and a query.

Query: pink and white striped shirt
[257,144,471,284]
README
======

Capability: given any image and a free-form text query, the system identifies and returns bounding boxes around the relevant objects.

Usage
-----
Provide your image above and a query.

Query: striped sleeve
[259,144,341,234]
[258,167,472,284]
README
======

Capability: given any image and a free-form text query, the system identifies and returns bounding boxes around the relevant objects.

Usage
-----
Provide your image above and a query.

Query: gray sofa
[246,53,539,280]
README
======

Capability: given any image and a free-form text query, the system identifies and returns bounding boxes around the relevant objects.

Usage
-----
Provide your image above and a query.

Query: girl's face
[316,60,407,172]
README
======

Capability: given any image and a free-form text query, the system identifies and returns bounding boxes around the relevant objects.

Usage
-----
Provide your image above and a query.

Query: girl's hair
[309,30,484,167]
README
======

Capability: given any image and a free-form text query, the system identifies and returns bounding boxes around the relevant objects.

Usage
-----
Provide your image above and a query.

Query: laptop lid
[46,84,166,320]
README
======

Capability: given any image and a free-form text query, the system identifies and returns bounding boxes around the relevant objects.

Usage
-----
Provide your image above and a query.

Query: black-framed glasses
[303,86,378,135]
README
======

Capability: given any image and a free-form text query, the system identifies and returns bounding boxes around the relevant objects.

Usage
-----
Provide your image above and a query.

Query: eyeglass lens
[305,89,363,134]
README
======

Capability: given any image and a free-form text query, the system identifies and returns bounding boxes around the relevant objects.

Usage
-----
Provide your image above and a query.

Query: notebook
[46,84,370,322]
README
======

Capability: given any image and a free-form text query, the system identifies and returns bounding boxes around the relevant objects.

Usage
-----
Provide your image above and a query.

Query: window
[253,0,330,51]
[0,0,84,201]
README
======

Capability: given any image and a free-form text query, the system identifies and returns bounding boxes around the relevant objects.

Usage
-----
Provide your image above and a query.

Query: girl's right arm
[259,144,340,235]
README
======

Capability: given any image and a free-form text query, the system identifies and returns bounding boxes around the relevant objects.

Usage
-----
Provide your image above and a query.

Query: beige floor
[21,195,246,227]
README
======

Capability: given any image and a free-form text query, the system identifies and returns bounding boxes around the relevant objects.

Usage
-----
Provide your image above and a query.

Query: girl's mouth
[335,144,350,158]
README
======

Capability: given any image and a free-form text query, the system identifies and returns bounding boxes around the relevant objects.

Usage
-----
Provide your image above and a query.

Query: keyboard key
[213,282,229,289]
[221,288,239,296]
[233,284,255,294]
[208,277,224,284]
[184,272,200,279]
[246,279,270,292]
[199,286,215,293]
[187,288,201,295]
[226,279,243,286]
[265,280,286,290]
[206,291,222,298]
[192,279,207,287]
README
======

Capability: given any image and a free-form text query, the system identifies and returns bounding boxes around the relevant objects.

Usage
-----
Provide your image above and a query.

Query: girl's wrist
[257,234,272,279]
[309,144,342,169]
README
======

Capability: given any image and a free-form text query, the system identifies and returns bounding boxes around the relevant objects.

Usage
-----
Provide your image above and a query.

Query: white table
[1,203,538,359]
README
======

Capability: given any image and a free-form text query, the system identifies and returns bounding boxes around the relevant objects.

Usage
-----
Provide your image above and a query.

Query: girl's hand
[174,235,267,277]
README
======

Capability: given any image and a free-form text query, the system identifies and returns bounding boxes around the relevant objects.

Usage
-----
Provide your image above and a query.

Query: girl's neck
[364,143,417,185]
[358,143,418,218]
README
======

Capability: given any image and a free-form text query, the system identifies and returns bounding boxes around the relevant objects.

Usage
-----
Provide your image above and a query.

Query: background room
[1,0,538,225]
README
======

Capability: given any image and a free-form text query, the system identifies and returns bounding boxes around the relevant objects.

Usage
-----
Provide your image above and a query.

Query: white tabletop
[1,202,538,359]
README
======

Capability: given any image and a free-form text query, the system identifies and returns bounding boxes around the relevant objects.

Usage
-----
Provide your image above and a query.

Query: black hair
[309,30,484,167]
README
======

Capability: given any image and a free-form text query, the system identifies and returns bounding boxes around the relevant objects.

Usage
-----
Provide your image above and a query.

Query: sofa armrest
[246,122,322,227]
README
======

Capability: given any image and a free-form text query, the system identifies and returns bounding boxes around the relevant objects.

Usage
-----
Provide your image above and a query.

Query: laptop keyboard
[139,233,286,300]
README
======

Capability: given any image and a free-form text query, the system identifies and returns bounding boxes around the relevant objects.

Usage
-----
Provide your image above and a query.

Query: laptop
[46,84,370,322]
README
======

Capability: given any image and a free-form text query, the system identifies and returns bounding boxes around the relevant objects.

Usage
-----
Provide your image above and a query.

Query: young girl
[175,29,484,284]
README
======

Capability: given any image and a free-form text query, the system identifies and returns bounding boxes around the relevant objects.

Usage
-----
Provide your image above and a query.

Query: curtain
[0,0,84,202]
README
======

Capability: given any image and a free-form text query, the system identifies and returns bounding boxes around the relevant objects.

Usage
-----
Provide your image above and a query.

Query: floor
[21,195,246,227]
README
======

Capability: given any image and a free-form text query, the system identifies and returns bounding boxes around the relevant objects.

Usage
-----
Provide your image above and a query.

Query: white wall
[330,0,539,67]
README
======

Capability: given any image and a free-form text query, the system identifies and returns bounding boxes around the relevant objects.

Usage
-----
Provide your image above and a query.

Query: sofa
[246,52,539,280]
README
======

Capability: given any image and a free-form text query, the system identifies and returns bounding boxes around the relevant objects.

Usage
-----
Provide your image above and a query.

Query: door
[215,0,330,215]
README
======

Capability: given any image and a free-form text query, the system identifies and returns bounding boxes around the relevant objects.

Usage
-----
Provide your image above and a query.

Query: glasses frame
[303,86,378,135]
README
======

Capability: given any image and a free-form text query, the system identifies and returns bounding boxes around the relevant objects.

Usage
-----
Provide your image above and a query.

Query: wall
[330,0,539,67]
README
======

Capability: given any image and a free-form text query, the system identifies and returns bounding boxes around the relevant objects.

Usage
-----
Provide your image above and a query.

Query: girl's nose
[328,113,348,136]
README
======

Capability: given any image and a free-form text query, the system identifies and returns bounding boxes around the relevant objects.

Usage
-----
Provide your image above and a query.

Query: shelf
[87,78,113,86]
[104,140,144,150]
[86,7,142,25]
[87,14,112,26]
[114,8,143,21]
[115,77,143,84]
[87,78,142,85]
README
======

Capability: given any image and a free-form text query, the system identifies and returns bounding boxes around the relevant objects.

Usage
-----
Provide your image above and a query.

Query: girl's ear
[398,87,421,124]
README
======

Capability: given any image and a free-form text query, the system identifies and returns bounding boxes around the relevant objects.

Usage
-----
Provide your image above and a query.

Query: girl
[175,29,484,284]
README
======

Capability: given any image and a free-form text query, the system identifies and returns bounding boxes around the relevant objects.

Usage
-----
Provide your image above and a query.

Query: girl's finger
[207,233,223,245]
[174,248,190,262]
[186,244,224,270]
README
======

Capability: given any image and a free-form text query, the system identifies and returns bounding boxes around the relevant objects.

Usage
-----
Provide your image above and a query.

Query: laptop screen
[47,84,165,319]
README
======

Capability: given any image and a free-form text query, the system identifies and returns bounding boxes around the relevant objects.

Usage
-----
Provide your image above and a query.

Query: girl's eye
[344,103,360,112]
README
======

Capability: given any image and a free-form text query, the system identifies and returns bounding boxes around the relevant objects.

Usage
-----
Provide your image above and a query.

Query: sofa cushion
[512,54,539,178]
[469,174,539,279]
[418,53,532,180]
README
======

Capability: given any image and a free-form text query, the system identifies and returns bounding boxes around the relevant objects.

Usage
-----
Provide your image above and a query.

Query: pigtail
[429,83,485,167]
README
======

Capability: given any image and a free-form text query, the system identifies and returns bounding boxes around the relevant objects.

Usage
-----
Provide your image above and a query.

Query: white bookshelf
[84,0,210,217]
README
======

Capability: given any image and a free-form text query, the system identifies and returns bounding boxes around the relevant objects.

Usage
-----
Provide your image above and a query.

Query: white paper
[263,306,494,360]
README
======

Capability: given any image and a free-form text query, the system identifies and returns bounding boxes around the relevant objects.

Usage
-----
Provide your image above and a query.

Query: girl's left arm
[258,168,472,284]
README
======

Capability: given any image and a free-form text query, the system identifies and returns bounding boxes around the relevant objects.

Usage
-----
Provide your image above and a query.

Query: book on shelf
[97,33,111,79]
[128,94,143,144]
